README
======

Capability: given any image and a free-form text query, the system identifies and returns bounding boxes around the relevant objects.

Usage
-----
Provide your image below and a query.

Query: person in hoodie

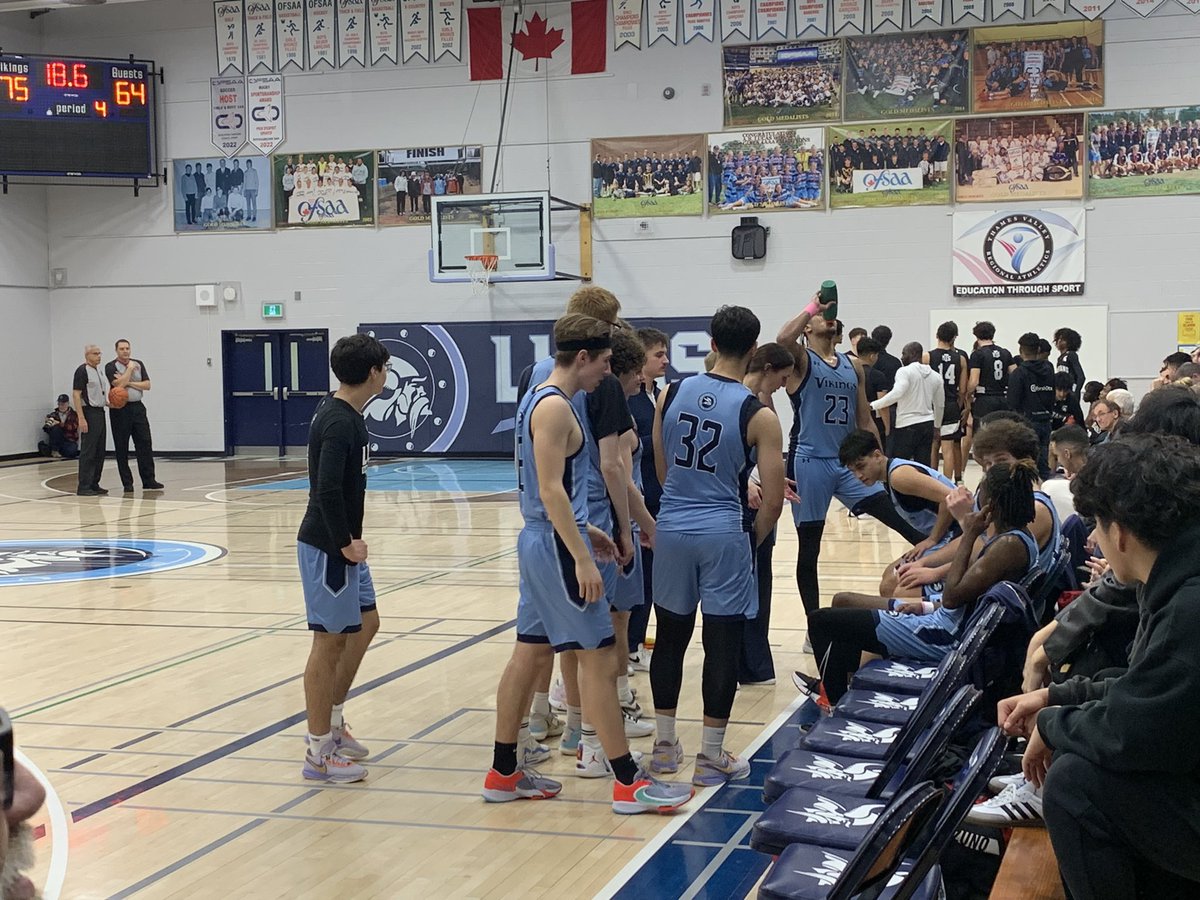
[1007,332,1056,479]
[1000,433,1200,899]
[870,341,944,467]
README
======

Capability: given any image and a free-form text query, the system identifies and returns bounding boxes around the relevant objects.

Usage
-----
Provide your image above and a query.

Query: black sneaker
[94,487,109,495]
[143,481,165,490]
[123,484,135,492]
[76,488,101,496]
[791,671,822,701]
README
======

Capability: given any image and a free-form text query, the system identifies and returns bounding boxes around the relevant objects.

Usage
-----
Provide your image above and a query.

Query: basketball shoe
[649,738,684,774]
[529,711,563,742]
[482,766,563,803]
[612,770,695,815]
[692,750,751,787]
[333,722,369,760]
[303,746,367,784]
[576,744,645,778]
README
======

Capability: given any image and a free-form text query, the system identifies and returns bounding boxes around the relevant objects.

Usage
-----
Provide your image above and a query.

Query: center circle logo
[362,326,470,453]
[982,214,1053,283]
[0,540,225,586]
[698,393,717,411]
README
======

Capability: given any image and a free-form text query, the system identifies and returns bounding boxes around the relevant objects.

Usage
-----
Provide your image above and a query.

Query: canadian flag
[468,0,606,81]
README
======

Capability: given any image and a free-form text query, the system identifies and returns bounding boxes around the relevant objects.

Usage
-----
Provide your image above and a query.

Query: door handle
[273,387,280,401]
[232,391,275,397]
[282,387,290,400]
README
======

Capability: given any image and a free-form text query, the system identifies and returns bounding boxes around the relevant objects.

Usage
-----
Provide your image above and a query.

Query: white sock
[308,732,332,756]
[567,705,583,732]
[531,692,550,718]
[330,704,345,730]
[616,675,631,700]
[656,715,676,746]
[518,718,532,746]
[701,725,726,761]
[581,723,602,750]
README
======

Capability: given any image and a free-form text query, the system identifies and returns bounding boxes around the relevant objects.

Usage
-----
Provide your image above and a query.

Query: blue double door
[222,329,330,455]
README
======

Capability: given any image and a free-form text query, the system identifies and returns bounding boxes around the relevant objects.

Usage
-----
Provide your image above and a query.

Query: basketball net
[465,254,498,296]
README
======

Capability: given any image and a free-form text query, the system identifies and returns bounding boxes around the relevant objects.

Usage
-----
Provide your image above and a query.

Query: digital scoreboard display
[0,54,156,178]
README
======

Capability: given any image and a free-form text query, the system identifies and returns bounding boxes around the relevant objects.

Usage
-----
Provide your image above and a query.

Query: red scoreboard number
[0,60,146,117]
[44,62,89,88]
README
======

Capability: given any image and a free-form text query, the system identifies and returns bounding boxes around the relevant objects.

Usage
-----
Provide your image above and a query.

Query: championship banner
[358,317,714,455]
[275,0,306,70]
[950,0,984,21]
[651,0,679,45]
[753,0,787,38]
[1121,0,1166,16]
[613,0,643,49]
[271,150,376,227]
[1068,0,1114,17]
[833,0,866,34]
[870,0,901,30]
[991,0,1026,19]
[337,0,367,65]
[794,0,830,35]
[245,1,275,71]
[683,0,715,43]
[214,1,246,74]
[1178,0,1200,12]
[433,0,462,60]
[400,0,429,62]
[908,0,944,23]
[721,0,752,40]
[1032,0,1065,10]
[952,209,1086,298]
[247,73,285,154]
[306,0,336,68]
[210,77,247,156]
[370,0,400,64]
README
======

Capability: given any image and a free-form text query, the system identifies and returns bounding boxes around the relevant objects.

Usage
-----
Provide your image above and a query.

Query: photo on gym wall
[377,146,484,227]
[1088,107,1200,200]
[172,155,273,233]
[842,30,970,123]
[827,119,953,209]
[590,134,706,219]
[954,113,1085,204]
[705,128,826,214]
[271,150,377,228]
[971,21,1104,116]
[722,39,842,128]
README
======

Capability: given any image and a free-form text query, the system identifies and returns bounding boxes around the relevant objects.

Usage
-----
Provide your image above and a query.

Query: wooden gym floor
[0,456,910,899]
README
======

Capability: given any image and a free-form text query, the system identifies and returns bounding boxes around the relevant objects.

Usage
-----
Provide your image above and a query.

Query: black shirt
[928,347,965,402]
[587,374,633,444]
[1052,395,1086,431]
[297,396,368,558]
[1007,359,1057,423]
[1056,350,1085,401]
[629,384,661,515]
[969,344,1014,396]
[873,350,902,392]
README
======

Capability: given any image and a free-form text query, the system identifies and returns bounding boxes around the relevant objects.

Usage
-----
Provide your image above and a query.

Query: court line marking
[68,619,516,824]
[594,693,804,900]
[680,814,761,900]
[16,747,69,900]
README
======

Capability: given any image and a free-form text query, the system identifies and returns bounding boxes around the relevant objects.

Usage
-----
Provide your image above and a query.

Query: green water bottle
[820,280,838,321]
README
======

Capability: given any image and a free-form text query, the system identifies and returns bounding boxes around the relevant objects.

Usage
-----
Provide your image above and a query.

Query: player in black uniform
[966,321,1015,462]
[1007,332,1057,479]
[926,321,969,484]
[1053,327,1085,405]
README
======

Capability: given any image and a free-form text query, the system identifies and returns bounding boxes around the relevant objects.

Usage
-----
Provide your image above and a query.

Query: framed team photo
[171,155,273,233]
[842,30,970,123]
[271,150,377,228]
[1088,108,1200,200]
[971,21,1104,116]
[590,135,705,219]
[955,113,1084,204]
[828,120,952,209]
[377,146,483,227]
[705,128,825,214]
[722,40,842,128]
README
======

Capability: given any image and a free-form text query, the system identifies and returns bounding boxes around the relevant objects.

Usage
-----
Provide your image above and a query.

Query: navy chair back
[872,686,981,801]
[1,707,13,811]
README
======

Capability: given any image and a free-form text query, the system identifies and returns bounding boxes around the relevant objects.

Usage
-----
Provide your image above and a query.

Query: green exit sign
[262,303,285,319]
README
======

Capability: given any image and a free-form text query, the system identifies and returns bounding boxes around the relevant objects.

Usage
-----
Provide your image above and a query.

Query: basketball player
[299,334,390,785]
[483,314,693,814]
[965,321,1015,461]
[926,322,969,483]
[648,306,785,786]
[776,294,927,635]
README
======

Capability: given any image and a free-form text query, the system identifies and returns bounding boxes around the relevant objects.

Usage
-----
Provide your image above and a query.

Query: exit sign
[262,303,285,319]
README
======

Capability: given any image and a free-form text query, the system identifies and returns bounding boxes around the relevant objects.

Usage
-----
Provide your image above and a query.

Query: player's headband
[557,336,612,352]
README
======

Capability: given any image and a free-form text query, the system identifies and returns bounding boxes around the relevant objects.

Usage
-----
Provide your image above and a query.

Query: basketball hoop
[465,254,499,295]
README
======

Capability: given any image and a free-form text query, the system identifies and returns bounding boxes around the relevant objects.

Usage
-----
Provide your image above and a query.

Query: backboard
[428,191,555,283]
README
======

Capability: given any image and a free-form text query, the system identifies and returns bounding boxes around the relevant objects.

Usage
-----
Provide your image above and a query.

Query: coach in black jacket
[1000,434,1200,900]
[1007,332,1056,477]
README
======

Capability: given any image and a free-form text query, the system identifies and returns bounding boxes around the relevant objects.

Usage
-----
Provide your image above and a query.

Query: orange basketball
[108,387,129,409]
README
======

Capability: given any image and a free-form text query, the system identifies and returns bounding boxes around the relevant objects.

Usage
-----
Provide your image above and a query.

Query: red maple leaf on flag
[512,12,564,71]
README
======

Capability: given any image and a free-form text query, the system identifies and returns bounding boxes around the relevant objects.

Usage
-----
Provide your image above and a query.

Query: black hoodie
[1007,358,1056,424]
[1039,523,1200,777]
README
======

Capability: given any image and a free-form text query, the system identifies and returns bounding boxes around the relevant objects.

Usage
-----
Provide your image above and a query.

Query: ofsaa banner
[952,209,1085,298]
[357,317,713,455]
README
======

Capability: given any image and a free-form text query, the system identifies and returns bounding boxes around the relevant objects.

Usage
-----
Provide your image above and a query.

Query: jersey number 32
[674,412,722,473]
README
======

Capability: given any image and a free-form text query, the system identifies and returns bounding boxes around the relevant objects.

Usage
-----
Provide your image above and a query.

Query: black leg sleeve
[795,523,826,617]
[701,615,746,721]
[807,607,887,703]
[648,604,696,713]
[852,491,927,545]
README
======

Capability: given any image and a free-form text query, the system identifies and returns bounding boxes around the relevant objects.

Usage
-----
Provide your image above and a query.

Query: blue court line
[60,753,106,770]
[68,619,516,824]
[244,459,517,494]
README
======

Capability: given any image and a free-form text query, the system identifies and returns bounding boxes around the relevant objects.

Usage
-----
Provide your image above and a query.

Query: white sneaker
[549,678,567,714]
[575,744,643,778]
[802,637,813,654]
[629,646,652,672]
[624,711,655,738]
[987,771,1027,795]
[520,735,551,767]
[528,711,563,742]
[964,779,1043,827]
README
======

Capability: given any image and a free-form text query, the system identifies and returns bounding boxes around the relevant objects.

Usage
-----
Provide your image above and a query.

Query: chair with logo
[763,685,980,804]
[757,782,944,900]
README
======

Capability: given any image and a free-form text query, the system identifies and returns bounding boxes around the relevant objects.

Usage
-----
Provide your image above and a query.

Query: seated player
[802,459,1041,703]
[1111,147,1130,177]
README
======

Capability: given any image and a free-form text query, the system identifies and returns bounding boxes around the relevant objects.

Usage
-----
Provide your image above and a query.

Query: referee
[105,339,164,492]
[72,344,109,496]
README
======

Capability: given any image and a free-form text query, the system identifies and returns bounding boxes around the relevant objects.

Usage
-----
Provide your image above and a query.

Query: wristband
[803,301,821,317]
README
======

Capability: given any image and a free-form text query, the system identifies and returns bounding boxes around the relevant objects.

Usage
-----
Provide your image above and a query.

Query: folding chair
[1,707,13,812]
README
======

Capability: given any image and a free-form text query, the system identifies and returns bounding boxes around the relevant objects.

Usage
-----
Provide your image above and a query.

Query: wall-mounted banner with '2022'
[358,317,714,455]
[952,208,1085,298]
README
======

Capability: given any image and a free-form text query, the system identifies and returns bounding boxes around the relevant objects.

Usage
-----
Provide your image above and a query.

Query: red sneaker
[481,767,563,803]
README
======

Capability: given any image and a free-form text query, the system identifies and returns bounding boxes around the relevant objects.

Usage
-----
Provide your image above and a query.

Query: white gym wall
[0,0,1197,453]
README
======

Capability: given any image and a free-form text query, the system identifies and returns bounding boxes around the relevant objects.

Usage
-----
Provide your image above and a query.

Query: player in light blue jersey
[485,313,693,815]
[776,292,928,632]
[649,306,785,787]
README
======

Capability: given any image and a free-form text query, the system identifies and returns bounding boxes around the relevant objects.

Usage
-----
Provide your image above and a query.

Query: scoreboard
[0,54,156,179]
